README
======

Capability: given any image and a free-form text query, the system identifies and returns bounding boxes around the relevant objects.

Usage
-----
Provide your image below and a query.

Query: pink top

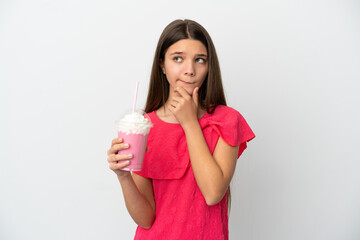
[134,105,255,240]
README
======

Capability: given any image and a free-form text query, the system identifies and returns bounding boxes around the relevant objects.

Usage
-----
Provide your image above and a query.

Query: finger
[109,160,130,170]
[109,143,130,155]
[111,137,123,146]
[173,88,182,97]
[108,152,133,164]
[108,139,122,155]
[169,101,178,109]
[116,153,133,161]
[167,104,175,114]
[170,98,182,108]
[169,99,180,109]
[115,160,131,169]
[174,87,191,100]
[171,96,182,103]
[107,154,118,163]
[192,87,199,108]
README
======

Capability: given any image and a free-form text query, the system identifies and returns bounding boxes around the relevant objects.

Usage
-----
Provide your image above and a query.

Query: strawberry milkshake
[115,111,152,171]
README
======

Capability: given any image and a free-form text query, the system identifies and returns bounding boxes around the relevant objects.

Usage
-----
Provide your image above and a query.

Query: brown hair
[144,19,227,114]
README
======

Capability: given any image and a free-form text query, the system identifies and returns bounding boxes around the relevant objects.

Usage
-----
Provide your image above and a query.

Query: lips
[178,80,193,85]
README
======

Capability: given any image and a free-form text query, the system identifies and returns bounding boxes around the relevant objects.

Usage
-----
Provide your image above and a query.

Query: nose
[184,60,195,77]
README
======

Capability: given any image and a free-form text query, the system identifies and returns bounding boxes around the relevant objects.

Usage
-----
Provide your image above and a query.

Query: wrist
[117,172,132,183]
[182,119,200,134]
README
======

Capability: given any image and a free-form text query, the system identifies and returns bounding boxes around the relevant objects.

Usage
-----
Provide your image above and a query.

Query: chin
[183,86,195,95]
[172,83,197,95]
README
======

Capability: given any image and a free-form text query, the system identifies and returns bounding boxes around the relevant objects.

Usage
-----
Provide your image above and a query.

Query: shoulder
[144,110,158,124]
[209,105,241,119]
[204,105,255,153]
[213,105,238,113]
[205,105,254,139]
[145,110,157,119]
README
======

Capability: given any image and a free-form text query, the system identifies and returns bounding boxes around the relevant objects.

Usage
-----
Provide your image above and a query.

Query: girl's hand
[107,138,133,179]
[168,86,199,128]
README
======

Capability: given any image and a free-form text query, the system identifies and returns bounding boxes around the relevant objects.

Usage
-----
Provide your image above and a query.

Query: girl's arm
[168,87,239,205]
[108,138,155,228]
[183,124,239,205]
[118,173,155,229]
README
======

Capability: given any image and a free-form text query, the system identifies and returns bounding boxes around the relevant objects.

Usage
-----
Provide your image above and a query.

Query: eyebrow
[169,51,208,57]
[169,51,184,55]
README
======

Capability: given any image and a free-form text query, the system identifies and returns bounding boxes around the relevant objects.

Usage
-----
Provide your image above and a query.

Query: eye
[196,58,206,63]
[173,57,182,62]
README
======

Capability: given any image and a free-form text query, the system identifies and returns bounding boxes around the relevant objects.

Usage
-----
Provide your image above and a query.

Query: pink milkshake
[115,111,152,171]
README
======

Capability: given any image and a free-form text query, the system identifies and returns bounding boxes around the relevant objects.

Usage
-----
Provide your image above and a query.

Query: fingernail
[124,143,129,147]
[118,138,122,141]
[128,154,133,158]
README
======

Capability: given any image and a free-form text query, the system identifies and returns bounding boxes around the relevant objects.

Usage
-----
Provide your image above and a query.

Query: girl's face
[161,39,209,95]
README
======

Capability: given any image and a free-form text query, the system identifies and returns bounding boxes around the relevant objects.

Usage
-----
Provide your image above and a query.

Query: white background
[1,0,359,239]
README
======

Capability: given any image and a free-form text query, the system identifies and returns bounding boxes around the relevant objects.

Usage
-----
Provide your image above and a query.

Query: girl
[107,19,255,240]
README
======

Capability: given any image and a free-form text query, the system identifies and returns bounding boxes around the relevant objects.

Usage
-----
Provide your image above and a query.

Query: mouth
[178,79,194,85]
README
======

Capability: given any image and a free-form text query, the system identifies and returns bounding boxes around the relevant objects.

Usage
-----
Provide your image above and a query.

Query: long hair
[144,19,226,114]
[144,19,231,210]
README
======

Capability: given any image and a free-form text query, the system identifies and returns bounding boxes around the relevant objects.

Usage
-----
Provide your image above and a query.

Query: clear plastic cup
[115,110,152,171]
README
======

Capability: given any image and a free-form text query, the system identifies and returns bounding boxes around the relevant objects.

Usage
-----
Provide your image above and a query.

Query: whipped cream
[116,112,152,135]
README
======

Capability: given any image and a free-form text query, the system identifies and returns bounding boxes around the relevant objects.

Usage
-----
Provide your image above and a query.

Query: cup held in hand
[115,110,152,171]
